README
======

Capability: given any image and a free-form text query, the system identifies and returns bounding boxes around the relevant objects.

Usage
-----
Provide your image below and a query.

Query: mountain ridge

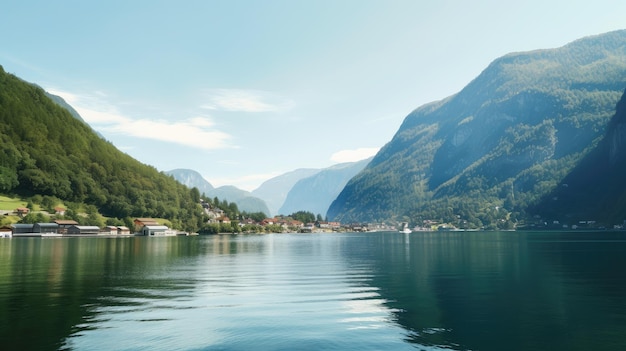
[278,158,372,216]
[166,169,270,215]
[251,168,321,215]
[328,30,626,228]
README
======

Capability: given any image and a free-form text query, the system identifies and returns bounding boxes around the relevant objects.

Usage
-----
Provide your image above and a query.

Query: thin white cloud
[48,88,232,150]
[105,117,231,150]
[201,89,294,113]
[330,147,380,163]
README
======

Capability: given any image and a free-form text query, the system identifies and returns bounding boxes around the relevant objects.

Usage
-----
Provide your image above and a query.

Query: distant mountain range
[166,169,270,215]
[251,168,321,215]
[278,158,371,216]
[169,159,371,218]
[328,30,626,228]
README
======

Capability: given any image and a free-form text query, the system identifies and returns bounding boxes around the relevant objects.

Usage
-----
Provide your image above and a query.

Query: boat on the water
[399,222,412,234]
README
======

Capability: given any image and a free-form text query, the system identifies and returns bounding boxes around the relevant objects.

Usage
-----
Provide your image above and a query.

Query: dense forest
[531,87,626,226]
[0,66,204,232]
[328,30,626,229]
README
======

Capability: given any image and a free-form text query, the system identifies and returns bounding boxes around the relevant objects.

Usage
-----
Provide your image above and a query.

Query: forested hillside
[531,88,626,226]
[0,66,203,231]
[328,30,626,228]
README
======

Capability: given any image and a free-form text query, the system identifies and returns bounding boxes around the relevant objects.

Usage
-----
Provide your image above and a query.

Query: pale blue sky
[2,1,625,190]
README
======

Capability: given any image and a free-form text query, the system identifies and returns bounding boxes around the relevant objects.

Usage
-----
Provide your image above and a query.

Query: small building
[55,220,79,234]
[216,216,231,224]
[15,207,29,217]
[240,218,257,226]
[67,225,100,235]
[11,224,34,234]
[0,226,12,237]
[261,218,277,226]
[54,207,66,216]
[33,222,59,234]
[134,218,159,232]
[141,225,171,236]
[328,222,341,230]
[104,226,118,235]
[117,226,131,235]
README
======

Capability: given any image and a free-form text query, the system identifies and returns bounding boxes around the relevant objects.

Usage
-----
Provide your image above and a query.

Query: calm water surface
[1,231,626,350]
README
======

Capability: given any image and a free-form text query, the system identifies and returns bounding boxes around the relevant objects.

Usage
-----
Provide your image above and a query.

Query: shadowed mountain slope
[328,30,626,228]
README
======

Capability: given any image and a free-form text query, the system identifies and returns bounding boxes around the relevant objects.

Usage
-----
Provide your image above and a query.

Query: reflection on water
[358,231,626,351]
[1,232,626,350]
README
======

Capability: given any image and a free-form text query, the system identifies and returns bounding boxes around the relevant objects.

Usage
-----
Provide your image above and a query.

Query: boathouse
[11,224,34,234]
[67,225,100,235]
[141,225,170,236]
[33,222,59,234]
[55,220,79,234]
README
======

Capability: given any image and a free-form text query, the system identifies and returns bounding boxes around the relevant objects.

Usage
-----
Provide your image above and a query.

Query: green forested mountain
[0,66,203,231]
[531,88,626,226]
[328,30,626,228]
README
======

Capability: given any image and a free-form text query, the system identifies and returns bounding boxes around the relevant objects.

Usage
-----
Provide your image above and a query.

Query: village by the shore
[0,204,407,238]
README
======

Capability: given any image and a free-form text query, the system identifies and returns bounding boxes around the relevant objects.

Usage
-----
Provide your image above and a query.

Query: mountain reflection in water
[1,232,625,350]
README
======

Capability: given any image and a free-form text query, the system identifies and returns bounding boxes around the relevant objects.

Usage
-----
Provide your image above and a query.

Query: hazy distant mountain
[328,30,626,228]
[166,169,270,215]
[251,168,321,216]
[166,169,214,195]
[210,185,270,215]
[44,92,86,124]
[43,90,107,139]
[278,158,372,217]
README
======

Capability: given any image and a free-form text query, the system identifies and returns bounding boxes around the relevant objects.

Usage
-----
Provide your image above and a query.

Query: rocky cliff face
[608,90,626,165]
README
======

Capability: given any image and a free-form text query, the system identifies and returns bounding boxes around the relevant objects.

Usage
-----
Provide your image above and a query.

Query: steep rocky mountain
[166,169,270,215]
[532,88,626,226]
[278,158,372,216]
[328,30,626,228]
[251,168,321,215]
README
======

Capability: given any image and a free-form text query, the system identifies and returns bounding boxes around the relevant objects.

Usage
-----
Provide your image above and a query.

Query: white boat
[399,222,412,234]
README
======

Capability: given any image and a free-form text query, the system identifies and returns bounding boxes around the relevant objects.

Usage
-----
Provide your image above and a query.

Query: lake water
[1,231,626,350]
